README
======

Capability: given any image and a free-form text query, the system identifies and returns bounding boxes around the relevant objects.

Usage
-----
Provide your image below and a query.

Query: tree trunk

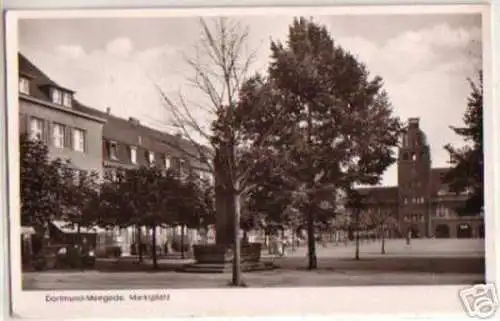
[231,189,243,286]
[381,228,386,255]
[151,226,158,269]
[243,229,248,244]
[355,210,360,260]
[265,229,270,253]
[137,225,143,263]
[180,224,185,259]
[291,227,296,252]
[76,223,81,246]
[307,204,317,269]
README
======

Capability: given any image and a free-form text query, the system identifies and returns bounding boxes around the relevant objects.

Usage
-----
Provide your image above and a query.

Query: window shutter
[84,131,88,153]
[66,127,73,149]
[19,113,28,135]
[43,120,51,145]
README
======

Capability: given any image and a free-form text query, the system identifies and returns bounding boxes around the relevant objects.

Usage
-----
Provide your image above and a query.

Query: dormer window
[19,77,30,95]
[51,88,62,104]
[62,92,72,107]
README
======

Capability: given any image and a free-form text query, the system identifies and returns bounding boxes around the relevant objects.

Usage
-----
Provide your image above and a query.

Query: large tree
[158,18,288,286]
[240,17,402,269]
[444,72,483,215]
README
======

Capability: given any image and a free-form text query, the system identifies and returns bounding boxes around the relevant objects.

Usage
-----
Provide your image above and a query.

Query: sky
[18,12,482,186]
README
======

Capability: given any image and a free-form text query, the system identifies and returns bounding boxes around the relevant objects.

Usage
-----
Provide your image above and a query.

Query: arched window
[402,133,409,147]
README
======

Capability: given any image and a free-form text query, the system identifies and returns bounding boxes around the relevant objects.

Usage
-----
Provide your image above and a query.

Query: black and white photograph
[5,4,494,318]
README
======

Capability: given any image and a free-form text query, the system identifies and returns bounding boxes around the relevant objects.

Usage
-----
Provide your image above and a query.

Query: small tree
[379,216,398,254]
[20,134,66,239]
[444,71,483,215]
[173,172,215,258]
[59,163,100,246]
[346,189,367,260]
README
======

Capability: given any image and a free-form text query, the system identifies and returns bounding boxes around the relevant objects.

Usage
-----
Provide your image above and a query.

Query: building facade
[18,53,106,175]
[349,117,484,239]
[96,110,213,255]
[19,53,214,256]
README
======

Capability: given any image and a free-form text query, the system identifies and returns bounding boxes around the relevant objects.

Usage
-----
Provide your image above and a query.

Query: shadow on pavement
[277,256,485,274]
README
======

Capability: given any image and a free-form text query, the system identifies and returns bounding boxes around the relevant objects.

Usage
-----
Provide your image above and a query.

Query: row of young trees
[20,133,215,269]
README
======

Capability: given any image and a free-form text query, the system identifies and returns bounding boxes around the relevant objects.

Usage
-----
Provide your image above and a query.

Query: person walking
[281,237,288,257]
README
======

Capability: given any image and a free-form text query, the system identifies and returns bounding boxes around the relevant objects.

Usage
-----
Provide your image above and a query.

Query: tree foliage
[444,71,483,215]
[20,134,66,229]
[59,164,100,233]
[237,17,402,268]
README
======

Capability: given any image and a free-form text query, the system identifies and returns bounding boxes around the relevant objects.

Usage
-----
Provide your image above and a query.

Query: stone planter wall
[193,243,262,264]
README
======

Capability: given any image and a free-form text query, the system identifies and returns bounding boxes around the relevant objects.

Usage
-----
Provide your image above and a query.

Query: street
[22,239,485,290]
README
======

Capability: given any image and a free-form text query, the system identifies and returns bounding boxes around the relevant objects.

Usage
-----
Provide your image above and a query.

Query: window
[164,155,171,169]
[108,141,118,160]
[402,133,408,147]
[147,151,155,165]
[51,89,62,104]
[130,146,137,164]
[29,117,44,140]
[19,77,30,95]
[62,92,72,107]
[52,123,65,148]
[411,153,417,161]
[72,128,85,152]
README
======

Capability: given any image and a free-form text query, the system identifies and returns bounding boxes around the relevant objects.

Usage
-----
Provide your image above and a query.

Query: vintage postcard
[4,4,495,319]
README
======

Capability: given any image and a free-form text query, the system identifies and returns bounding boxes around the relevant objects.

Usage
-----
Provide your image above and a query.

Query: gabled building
[85,108,214,255]
[18,53,106,175]
[347,117,484,239]
[19,53,215,257]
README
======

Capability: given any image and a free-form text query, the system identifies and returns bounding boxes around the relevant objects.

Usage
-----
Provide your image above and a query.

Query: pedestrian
[281,237,288,257]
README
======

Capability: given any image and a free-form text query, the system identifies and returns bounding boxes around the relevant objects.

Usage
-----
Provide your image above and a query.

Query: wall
[19,99,104,175]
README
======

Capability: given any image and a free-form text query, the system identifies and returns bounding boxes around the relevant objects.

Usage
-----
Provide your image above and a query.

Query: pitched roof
[19,52,212,170]
[354,186,399,204]
[100,113,211,170]
[18,53,105,122]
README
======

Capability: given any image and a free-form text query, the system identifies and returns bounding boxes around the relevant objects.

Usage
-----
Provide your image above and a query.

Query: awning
[21,226,36,235]
[51,220,106,234]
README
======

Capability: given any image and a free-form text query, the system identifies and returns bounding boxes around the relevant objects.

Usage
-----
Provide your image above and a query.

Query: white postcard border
[5,4,495,319]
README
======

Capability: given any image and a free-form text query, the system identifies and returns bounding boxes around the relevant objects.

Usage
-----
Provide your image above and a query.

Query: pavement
[22,238,486,290]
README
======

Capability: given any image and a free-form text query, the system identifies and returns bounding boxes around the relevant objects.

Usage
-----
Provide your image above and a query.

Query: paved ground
[23,238,486,290]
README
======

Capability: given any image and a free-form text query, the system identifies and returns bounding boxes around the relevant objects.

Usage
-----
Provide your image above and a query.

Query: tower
[397,118,432,237]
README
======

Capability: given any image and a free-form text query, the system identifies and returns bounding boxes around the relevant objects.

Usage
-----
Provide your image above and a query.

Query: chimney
[128,117,140,126]
[408,117,420,126]
[106,107,111,115]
